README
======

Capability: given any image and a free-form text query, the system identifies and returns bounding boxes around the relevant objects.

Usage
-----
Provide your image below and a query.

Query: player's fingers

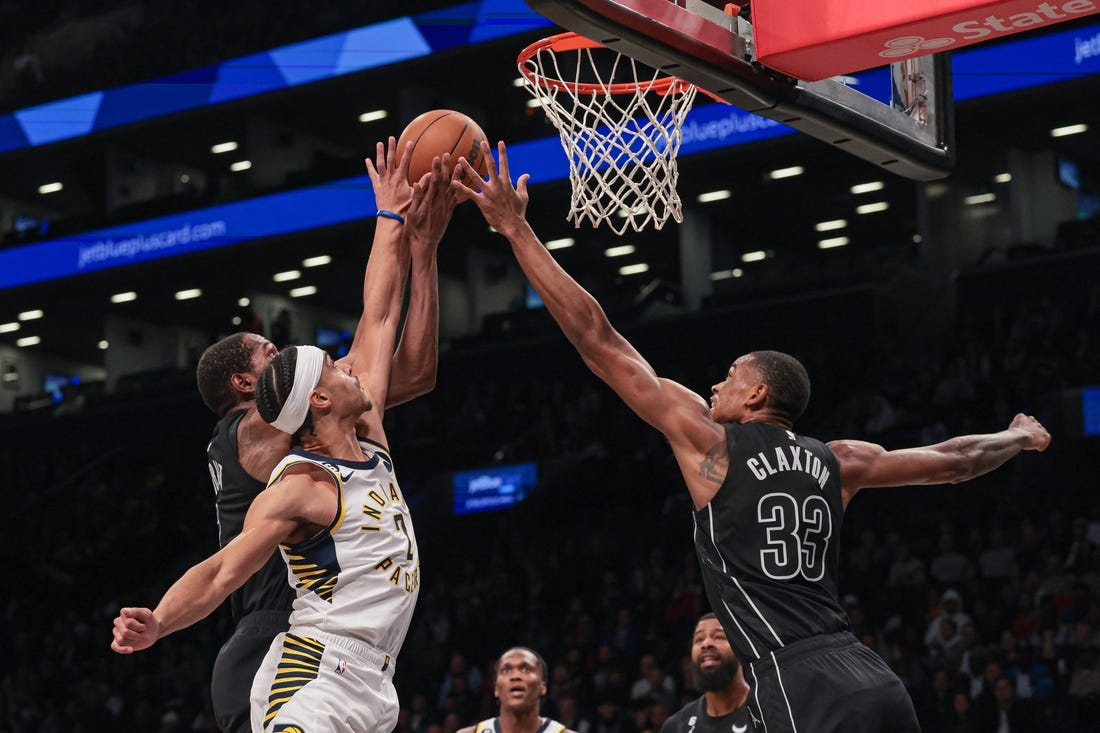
[395,138,413,179]
[497,141,510,183]
[517,173,531,196]
[450,176,477,203]
[481,141,498,181]
[374,140,386,173]
[110,639,133,654]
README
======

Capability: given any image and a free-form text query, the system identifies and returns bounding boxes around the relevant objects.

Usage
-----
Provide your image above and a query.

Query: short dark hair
[196,333,256,416]
[749,350,810,423]
[496,647,549,682]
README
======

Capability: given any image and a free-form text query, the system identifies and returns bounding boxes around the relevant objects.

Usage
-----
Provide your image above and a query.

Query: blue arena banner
[453,462,538,515]
[0,178,376,289]
[1083,387,1100,437]
[0,1,551,154]
[0,20,1098,289]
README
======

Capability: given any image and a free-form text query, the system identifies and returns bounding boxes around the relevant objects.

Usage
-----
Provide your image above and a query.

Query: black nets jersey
[207,409,294,620]
[659,696,753,733]
[693,422,848,663]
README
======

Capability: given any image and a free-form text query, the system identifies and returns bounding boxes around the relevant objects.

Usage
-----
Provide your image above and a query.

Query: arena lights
[16,335,41,347]
[965,192,997,205]
[302,255,332,268]
[273,270,301,282]
[230,160,252,172]
[0,322,19,333]
[290,285,318,298]
[211,141,239,154]
[709,268,744,280]
[38,182,63,194]
[358,110,388,123]
[545,237,574,250]
[18,309,43,320]
[174,288,202,300]
[741,250,768,263]
[525,98,543,109]
[815,219,847,232]
[618,263,650,276]
[110,291,137,303]
[818,236,850,249]
[856,201,890,214]
[994,173,1012,183]
[850,181,885,194]
[1050,123,1087,137]
[768,166,804,180]
[604,245,636,258]
[697,189,732,203]
[98,340,109,350]
[238,297,250,307]
[513,77,526,87]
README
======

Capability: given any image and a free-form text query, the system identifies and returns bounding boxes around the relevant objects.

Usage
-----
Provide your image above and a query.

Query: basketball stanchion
[518,32,704,235]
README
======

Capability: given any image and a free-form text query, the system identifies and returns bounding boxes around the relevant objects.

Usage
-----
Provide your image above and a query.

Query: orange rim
[517,32,684,96]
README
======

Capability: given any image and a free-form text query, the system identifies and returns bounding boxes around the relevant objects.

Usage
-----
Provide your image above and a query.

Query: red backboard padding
[752,0,1099,80]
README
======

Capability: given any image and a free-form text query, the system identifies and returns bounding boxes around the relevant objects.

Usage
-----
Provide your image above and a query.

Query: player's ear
[309,388,330,411]
[746,382,768,408]
[540,681,547,697]
[230,371,255,395]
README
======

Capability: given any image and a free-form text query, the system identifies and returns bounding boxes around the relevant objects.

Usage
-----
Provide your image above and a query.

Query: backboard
[525,0,955,180]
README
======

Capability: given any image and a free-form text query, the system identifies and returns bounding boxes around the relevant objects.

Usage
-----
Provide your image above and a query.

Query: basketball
[396,109,490,186]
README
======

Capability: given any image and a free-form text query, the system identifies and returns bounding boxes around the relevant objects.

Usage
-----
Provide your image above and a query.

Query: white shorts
[250,629,399,733]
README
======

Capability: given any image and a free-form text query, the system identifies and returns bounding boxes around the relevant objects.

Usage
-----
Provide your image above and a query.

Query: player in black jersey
[194,142,457,733]
[454,142,1052,733]
[660,614,752,733]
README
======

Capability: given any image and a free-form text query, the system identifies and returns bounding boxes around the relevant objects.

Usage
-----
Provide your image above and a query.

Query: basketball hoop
[518,32,699,235]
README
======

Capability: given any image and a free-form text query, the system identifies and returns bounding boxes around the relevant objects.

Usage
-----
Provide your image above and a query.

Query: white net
[519,35,698,235]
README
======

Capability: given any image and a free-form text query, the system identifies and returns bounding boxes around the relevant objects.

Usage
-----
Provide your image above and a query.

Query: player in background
[458,647,578,733]
[659,614,752,733]
[454,141,1051,733]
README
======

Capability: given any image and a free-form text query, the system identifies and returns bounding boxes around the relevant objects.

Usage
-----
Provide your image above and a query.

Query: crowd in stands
[2,250,1098,733]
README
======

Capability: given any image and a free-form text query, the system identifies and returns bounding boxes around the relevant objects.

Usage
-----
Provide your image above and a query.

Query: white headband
[271,345,326,434]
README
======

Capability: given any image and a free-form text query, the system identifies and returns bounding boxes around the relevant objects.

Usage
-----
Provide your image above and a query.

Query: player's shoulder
[659,698,703,733]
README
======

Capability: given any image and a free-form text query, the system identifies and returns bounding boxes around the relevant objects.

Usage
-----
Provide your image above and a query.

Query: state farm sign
[752,0,1099,81]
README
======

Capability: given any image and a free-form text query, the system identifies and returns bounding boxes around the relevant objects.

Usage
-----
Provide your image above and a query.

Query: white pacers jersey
[266,439,420,657]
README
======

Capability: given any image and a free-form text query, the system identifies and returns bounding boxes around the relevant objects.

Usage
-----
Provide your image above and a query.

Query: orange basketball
[396,109,490,186]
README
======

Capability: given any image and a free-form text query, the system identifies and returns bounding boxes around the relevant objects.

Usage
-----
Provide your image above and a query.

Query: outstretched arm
[339,138,415,439]
[829,413,1051,507]
[110,479,307,652]
[387,154,458,407]
[454,142,726,507]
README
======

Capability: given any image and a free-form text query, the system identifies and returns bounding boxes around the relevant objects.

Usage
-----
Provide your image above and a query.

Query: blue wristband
[377,209,405,224]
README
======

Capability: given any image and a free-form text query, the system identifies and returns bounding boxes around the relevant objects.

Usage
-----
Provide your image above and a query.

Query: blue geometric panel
[14,92,104,146]
[336,18,432,74]
[0,113,29,154]
[270,34,348,87]
[414,1,482,51]
[210,51,290,104]
[96,77,215,128]
[469,0,552,43]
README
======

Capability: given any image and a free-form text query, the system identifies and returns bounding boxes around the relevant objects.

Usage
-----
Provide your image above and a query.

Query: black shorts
[210,610,290,733]
[745,632,919,733]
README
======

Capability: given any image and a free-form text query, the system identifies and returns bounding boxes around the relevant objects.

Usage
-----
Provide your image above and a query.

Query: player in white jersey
[458,648,576,733]
[112,139,425,733]
[249,431,418,731]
